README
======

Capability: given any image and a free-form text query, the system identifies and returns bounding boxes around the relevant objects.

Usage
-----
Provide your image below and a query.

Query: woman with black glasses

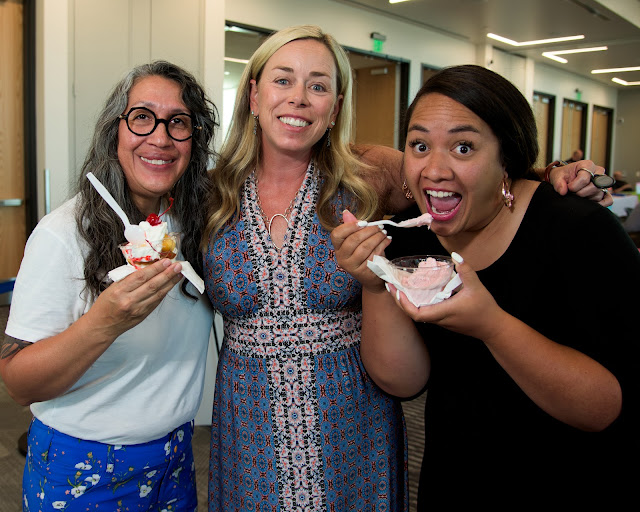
[0,61,217,511]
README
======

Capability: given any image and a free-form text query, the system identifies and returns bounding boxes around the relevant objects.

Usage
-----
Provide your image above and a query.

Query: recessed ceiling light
[612,77,640,86]
[487,33,584,46]
[542,46,607,64]
[592,66,640,74]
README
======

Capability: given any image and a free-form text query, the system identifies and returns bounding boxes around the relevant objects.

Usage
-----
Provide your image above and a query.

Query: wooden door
[354,64,396,147]
[561,99,585,161]
[0,0,26,283]
[532,93,554,168]
[590,106,612,168]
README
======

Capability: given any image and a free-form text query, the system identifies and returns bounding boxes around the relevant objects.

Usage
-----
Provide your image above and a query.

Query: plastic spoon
[86,172,146,244]
[357,213,433,229]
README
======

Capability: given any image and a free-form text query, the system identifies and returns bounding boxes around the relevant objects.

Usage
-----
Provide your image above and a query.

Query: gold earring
[502,178,514,208]
[402,180,413,200]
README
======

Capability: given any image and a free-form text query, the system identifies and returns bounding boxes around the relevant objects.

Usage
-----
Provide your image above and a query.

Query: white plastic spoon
[86,172,146,244]
[357,213,433,229]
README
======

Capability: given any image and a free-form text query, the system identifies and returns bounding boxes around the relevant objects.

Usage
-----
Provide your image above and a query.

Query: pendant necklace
[254,172,299,250]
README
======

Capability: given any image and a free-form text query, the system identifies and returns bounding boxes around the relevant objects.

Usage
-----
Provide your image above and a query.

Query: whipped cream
[120,221,178,268]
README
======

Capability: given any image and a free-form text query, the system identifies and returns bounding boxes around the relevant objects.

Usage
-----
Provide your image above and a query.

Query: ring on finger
[577,167,595,179]
[601,188,609,201]
[578,167,616,189]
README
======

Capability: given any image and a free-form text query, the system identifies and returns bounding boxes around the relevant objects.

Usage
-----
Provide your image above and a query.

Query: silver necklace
[253,172,299,250]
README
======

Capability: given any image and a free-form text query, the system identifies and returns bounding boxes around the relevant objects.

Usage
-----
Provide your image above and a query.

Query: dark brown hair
[405,65,538,180]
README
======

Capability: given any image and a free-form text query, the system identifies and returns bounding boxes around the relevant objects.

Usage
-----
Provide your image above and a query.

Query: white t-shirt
[6,196,214,444]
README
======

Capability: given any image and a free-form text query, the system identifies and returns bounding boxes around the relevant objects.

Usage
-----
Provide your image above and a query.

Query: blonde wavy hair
[203,25,379,245]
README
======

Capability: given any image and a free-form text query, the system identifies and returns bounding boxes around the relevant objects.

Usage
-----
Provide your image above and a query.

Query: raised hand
[331,210,391,293]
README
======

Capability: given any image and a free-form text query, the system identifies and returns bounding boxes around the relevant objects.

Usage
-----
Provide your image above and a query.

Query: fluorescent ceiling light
[487,32,584,47]
[224,57,249,64]
[542,46,607,64]
[612,77,640,86]
[389,0,412,3]
[592,66,640,74]
[547,46,607,55]
[543,53,568,64]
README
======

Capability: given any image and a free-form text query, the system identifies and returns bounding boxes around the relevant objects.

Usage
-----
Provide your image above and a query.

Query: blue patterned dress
[204,163,407,512]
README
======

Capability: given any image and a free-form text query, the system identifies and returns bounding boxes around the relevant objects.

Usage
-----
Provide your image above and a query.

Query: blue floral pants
[22,417,197,511]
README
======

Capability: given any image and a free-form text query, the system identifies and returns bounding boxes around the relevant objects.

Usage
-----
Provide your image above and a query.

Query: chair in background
[0,279,15,296]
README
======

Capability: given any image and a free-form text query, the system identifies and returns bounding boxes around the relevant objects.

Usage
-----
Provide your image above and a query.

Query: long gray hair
[75,61,218,299]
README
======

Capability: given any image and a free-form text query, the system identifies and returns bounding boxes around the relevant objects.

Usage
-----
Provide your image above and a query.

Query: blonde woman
[203,25,408,511]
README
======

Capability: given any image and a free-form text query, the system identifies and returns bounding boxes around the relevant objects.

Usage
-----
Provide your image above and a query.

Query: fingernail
[357,220,368,227]
[381,229,387,235]
[162,259,171,267]
[387,236,392,241]
[396,290,400,301]
[451,252,463,264]
[385,283,390,293]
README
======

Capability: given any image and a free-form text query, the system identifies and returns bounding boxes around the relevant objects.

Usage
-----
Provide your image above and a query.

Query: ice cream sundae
[119,198,179,269]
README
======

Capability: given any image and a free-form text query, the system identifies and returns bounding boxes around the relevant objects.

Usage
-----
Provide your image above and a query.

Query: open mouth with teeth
[141,156,173,166]
[279,116,310,128]
[426,189,462,217]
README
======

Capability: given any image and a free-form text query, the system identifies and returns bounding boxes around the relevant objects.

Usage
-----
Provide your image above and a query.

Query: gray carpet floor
[0,304,425,511]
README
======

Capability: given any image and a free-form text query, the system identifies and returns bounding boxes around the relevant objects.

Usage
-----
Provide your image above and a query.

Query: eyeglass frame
[118,106,202,142]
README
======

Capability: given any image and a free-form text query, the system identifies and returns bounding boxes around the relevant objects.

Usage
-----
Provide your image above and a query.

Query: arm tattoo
[1,335,31,359]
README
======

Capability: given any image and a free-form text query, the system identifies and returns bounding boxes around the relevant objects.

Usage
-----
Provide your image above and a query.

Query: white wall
[36,0,73,217]
[37,0,225,213]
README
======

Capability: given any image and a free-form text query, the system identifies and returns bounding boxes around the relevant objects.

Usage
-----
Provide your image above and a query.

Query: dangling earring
[326,121,335,148]
[251,111,259,136]
[402,180,413,200]
[502,178,514,208]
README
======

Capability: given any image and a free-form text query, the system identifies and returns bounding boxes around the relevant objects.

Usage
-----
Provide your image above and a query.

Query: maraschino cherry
[146,197,174,226]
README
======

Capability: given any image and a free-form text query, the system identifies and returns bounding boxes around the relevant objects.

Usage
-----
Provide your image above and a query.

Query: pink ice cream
[397,213,433,228]
[397,257,453,305]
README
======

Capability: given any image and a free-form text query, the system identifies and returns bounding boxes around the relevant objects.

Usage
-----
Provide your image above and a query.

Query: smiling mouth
[141,156,173,166]
[278,116,310,128]
[426,189,461,214]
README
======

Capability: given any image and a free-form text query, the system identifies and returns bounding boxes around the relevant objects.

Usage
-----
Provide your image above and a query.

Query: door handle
[0,198,23,207]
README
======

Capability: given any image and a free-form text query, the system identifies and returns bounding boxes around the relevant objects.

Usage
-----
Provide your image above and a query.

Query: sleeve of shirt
[557,202,640,434]
[5,219,90,343]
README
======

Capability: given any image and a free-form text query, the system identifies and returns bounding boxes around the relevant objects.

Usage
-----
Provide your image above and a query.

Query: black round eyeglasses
[118,107,201,142]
